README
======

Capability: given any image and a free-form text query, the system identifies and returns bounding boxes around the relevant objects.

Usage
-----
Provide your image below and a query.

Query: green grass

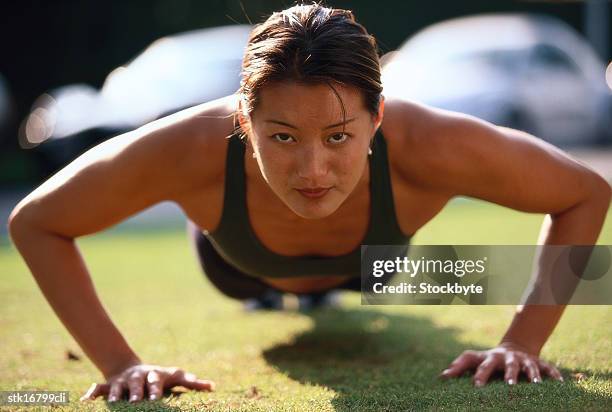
[0,198,611,411]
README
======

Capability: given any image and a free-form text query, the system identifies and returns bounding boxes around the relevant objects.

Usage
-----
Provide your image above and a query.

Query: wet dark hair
[238,3,382,128]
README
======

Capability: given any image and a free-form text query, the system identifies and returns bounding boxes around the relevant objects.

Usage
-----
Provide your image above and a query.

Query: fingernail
[108,396,116,402]
[532,377,541,383]
[130,395,138,402]
[507,379,515,385]
[474,380,483,387]
[149,394,158,400]
[559,376,564,382]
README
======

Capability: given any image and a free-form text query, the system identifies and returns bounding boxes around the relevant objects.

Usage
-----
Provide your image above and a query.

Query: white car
[23,24,252,144]
[382,13,612,147]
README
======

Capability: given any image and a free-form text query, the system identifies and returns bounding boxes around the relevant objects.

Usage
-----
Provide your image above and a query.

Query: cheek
[258,150,293,186]
[334,149,367,182]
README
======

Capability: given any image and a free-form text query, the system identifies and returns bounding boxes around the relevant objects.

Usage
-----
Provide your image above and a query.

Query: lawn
[0,198,610,411]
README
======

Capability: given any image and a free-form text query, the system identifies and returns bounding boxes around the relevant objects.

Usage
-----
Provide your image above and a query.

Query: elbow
[580,173,612,217]
[7,202,36,244]
[7,205,25,243]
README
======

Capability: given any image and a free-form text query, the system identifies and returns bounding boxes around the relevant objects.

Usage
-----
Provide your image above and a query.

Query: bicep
[413,111,605,214]
[12,125,198,238]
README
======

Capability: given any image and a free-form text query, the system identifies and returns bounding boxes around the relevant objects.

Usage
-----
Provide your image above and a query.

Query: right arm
[7,99,232,400]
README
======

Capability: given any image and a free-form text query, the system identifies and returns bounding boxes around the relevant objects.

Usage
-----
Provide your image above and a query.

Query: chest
[182,168,446,258]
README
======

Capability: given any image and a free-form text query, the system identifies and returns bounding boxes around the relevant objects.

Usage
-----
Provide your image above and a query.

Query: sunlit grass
[0,197,610,411]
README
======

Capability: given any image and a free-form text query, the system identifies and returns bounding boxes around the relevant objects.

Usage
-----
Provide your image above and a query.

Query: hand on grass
[79,364,215,402]
[439,342,564,387]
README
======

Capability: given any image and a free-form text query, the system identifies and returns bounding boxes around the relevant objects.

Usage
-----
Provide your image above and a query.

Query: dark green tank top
[205,131,411,278]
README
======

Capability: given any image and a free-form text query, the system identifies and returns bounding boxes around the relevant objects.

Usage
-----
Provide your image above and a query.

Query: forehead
[253,81,368,125]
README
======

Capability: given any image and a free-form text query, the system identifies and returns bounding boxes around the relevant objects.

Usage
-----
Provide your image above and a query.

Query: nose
[296,142,329,183]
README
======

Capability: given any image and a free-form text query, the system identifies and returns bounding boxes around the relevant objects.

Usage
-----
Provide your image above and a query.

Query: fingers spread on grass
[504,353,520,385]
[538,359,564,382]
[108,378,126,402]
[522,357,542,383]
[127,370,146,402]
[473,354,502,387]
[80,383,109,401]
[146,370,165,400]
[439,350,485,379]
[178,372,216,392]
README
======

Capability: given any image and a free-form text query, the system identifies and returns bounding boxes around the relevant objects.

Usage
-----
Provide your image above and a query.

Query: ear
[374,95,385,131]
[237,97,252,137]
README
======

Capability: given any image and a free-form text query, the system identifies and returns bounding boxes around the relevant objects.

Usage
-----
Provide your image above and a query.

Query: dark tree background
[0,0,605,187]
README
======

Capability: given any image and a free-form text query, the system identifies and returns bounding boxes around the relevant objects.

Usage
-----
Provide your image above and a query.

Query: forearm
[501,191,611,355]
[9,222,141,379]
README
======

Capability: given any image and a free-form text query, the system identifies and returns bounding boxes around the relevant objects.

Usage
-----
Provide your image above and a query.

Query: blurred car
[21,24,252,175]
[382,13,612,147]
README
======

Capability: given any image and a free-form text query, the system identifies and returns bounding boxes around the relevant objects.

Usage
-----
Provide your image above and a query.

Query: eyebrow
[265,117,357,130]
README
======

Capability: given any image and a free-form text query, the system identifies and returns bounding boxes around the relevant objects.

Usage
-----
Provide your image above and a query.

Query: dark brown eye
[327,133,349,144]
[272,133,295,143]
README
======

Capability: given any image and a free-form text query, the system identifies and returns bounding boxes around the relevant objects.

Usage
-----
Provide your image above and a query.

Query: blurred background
[0,0,610,235]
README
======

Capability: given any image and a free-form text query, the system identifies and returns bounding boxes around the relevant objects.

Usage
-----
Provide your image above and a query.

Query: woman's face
[243,81,383,219]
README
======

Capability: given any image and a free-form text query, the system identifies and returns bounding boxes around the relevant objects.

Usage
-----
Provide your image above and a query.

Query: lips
[296,187,332,199]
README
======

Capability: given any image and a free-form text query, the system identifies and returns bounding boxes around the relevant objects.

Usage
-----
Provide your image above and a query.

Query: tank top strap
[214,134,248,237]
[364,131,408,244]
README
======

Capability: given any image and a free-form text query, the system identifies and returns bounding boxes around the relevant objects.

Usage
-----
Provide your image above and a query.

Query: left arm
[499,162,610,357]
[389,101,612,386]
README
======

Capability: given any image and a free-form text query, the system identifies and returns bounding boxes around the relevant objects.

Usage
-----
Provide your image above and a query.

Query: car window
[529,44,581,75]
[451,49,529,73]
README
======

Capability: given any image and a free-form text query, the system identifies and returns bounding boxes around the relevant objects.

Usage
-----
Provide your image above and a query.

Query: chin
[286,191,344,219]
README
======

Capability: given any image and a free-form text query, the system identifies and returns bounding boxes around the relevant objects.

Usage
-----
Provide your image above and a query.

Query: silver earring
[368,148,373,156]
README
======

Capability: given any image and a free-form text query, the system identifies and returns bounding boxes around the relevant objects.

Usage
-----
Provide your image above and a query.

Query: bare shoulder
[10,95,238,237]
[380,96,608,213]
[136,94,238,195]
[381,96,510,195]
[381,96,461,194]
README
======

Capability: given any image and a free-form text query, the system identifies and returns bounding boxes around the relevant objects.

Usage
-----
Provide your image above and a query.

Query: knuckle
[128,371,142,381]
[481,356,496,366]
[522,358,535,367]
[539,360,551,370]
[505,356,518,367]
[183,372,197,381]
[489,353,504,363]
[147,371,162,383]
[474,363,489,375]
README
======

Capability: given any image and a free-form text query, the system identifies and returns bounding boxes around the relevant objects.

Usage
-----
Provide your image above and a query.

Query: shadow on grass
[263,307,611,411]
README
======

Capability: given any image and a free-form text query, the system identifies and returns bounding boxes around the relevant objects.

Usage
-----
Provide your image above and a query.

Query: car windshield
[450,44,582,75]
[451,48,530,72]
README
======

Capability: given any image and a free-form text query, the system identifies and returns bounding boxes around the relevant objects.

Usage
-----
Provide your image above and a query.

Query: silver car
[382,13,612,147]
[22,24,252,144]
